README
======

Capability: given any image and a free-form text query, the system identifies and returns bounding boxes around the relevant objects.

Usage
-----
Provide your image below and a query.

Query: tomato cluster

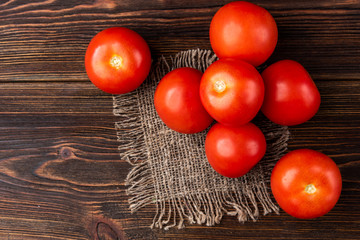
[85,1,341,220]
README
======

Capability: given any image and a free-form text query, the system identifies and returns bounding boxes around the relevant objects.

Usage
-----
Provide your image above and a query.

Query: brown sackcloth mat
[113,49,290,230]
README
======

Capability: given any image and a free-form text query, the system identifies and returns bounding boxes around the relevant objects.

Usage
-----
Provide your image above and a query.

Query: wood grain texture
[0,0,359,239]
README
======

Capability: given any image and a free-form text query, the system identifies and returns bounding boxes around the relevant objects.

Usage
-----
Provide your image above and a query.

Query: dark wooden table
[0,0,359,239]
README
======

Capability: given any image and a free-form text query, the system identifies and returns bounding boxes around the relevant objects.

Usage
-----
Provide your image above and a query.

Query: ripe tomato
[261,60,321,126]
[210,1,278,66]
[154,67,213,134]
[271,149,342,219]
[85,27,151,94]
[205,122,266,178]
[200,58,264,127]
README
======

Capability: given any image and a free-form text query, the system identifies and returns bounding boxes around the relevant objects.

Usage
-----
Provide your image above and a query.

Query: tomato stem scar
[214,80,226,93]
[110,55,123,69]
[305,184,317,194]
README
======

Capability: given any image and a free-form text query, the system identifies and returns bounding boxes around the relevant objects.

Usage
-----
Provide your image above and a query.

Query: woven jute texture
[113,49,290,230]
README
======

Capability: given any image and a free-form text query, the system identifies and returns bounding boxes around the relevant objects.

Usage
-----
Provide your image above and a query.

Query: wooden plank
[0,1,359,82]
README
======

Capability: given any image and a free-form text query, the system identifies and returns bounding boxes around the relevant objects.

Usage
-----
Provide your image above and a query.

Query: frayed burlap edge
[113,49,290,230]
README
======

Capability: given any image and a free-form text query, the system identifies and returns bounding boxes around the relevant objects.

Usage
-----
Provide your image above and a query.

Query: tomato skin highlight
[271,149,342,219]
[210,1,278,66]
[154,67,214,134]
[261,60,321,126]
[205,122,266,178]
[85,27,151,94]
[200,58,264,127]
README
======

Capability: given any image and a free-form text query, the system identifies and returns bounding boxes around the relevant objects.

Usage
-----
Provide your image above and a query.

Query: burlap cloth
[113,49,290,230]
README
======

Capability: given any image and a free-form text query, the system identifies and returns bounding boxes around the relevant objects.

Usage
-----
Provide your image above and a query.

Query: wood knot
[97,222,124,240]
[89,215,126,240]
[59,147,72,159]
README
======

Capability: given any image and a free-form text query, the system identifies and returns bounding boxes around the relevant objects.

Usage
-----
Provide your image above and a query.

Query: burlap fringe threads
[113,49,290,230]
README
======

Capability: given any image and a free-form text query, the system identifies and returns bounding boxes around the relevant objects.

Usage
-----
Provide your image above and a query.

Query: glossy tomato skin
[205,122,266,178]
[200,58,264,127]
[271,149,342,219]
[85,27,151,94]
[261,60,321,126]
[210,1,278,67]
[154,67,214,134]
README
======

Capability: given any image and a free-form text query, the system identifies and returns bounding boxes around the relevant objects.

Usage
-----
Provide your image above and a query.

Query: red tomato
[205,122,266,178]
[271,149,342,219]
[261,60,321,126]
[210,1,278,66]
[85,27,151,94]
[200,58,264,126]
[154,67,213,134]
